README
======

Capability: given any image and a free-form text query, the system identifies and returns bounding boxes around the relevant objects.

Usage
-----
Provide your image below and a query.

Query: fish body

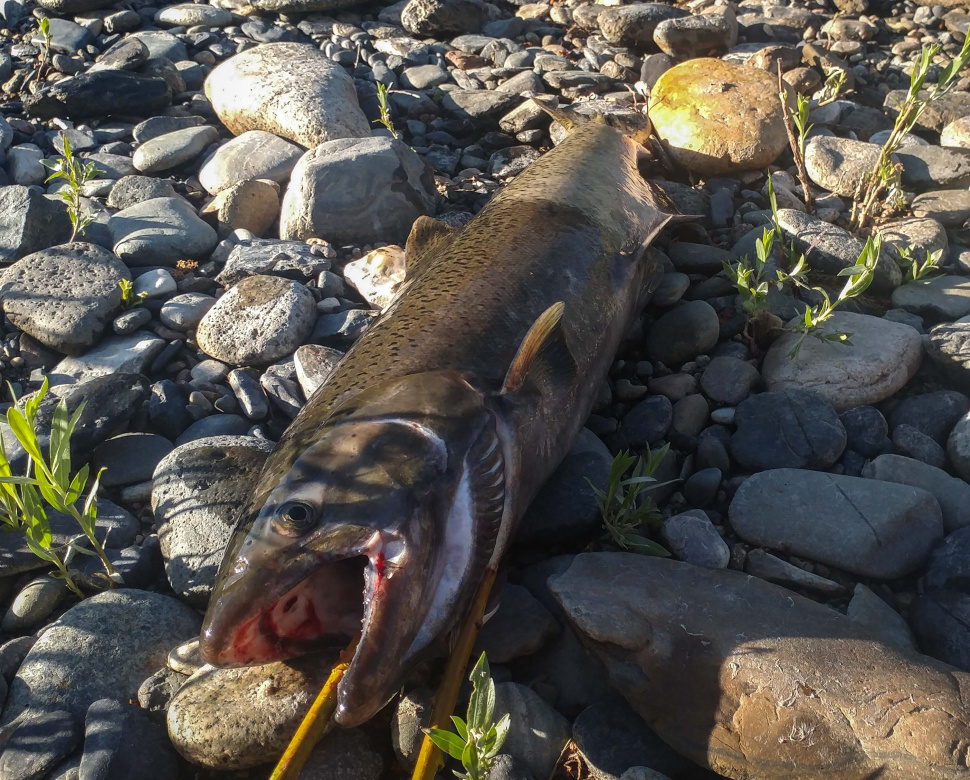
[200,122,676,727]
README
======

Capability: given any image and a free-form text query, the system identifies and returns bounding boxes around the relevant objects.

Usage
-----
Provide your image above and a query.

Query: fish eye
[274,501,317,536]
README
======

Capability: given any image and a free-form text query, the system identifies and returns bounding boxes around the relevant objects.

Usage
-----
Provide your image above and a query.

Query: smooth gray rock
[646,301,719,366]
[92,432,174,488]
[132,125,219,174]
[106,176,179,210]
[891,274,970,321]
[775,209,901,293]
[280,136,436,245]
[204,43,370,149]
[0,242,129,355]
[729,468,943,578]
[1,576,67,632]
[846,584,915,651]
[863,454,970,533]
[763,312,923,412]
[475,584,560,663]
[198,130,304,194]
[731,389,846,471]
[2,591,200,726]
[49,331,165,385]
[79,698,178,780]
[494,683,570,780]
[159,293,215,331]
[551,553,970,780]
[744,548,843,593]
[599,3,688,45]
[152,435,274,606]
[660,510,730,568]
[109,197,218,267]
[572,698,687,780]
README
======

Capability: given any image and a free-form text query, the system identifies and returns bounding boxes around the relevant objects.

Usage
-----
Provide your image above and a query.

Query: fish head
[200,370,507,726]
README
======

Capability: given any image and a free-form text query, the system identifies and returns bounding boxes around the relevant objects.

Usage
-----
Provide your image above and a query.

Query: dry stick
[269,632,361,780]
[776,63,814,215]
[411,566,500,780]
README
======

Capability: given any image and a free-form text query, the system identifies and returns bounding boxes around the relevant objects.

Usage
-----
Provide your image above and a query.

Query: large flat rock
[551,553,970,780]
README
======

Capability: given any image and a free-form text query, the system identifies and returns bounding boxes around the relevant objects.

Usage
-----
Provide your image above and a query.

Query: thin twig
[411,567,499,780]
[777,63,814,215]
[270,633,361,780]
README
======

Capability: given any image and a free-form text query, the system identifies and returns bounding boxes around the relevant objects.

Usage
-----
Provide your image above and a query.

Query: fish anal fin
[501,301,578,397]
[404,216,458,279]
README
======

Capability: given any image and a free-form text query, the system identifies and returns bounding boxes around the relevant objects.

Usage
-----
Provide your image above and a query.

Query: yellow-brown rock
[649,58,790,175]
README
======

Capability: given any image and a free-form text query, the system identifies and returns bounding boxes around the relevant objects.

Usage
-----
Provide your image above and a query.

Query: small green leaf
[425,728,466,760]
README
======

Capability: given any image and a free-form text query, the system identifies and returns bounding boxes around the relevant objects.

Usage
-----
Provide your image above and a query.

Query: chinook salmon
[200,120,679,728]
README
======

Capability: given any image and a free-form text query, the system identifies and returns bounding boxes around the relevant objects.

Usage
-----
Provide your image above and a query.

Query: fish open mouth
[205,555,369,667]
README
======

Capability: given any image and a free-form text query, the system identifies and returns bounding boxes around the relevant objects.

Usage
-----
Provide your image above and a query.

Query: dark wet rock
[0,710,81,780]
[839,405,888,458]
[149,380,193,441]
[646,301,719,366]
[775,209,901,294]
[475,584,560,663]
[729,468,943,578]
[79,698,178,780]
[926,527,970,592]
[622,395,672,447]
[911,590,970,672]
[92,433,174,488]
[571,699,688,780]
[892,424,946,469]
[731,389,845,471]
[152,435,274,606]
[517,429,613,550]
[699,356,759,406]
[888,390,970,444]
[24,71,170,120]
[0,186,72,263]
[3,373,149,475]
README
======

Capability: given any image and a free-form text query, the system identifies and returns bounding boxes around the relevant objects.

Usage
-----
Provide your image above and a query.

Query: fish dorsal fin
[404,216,458,279]
[501,301,578,397]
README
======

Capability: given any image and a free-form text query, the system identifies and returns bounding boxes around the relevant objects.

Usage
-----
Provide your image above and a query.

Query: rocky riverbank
[1,0,970,776]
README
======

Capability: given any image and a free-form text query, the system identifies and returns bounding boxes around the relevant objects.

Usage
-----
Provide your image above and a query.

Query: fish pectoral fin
[501,301,578,397]
[404,216,458,279]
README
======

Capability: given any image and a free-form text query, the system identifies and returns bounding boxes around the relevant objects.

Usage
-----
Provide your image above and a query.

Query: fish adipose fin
[404,216,459,279]
[501,301,578,397]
